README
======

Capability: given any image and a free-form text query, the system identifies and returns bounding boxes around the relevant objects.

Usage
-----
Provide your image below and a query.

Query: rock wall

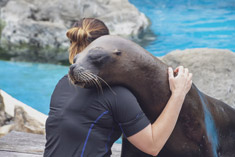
[0,92,12,127]
[161,48,235,108]
[0,89,47,137]
[0,0,150,64]
[0,0,9,8]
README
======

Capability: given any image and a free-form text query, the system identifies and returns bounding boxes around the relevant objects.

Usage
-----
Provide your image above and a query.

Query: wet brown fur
[69,35,235,157]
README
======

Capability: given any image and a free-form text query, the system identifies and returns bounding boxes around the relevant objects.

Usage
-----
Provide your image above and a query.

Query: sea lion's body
[69,35,235,157]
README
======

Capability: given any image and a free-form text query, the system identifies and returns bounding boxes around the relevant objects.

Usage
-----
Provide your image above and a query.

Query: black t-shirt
[44,75,150,157]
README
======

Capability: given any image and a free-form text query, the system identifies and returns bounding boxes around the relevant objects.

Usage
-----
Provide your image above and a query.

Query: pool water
[130,0,235,56]
[0,60,68,114]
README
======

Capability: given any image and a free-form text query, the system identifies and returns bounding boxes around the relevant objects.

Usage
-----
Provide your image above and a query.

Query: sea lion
[69,35,235,157]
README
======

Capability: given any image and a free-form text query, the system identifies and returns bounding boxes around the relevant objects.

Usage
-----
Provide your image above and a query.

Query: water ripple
[130,0,235,55]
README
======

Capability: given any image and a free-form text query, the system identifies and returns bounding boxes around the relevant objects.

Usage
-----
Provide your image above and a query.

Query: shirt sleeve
[111,87,150,138]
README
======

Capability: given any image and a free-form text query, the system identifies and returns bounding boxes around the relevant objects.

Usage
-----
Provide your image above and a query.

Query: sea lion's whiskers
[85,72,103,94]
[89,72,116,95]
[96,79,103,94]
[91,75,103,94]
[92,75,104,94]
[74,71,90,87]
[83,72,101,94]
[81,72,96,88]
[68,73,79,86]
[79,73,90,84]
[85,72,102,91]
[81,72,102,93]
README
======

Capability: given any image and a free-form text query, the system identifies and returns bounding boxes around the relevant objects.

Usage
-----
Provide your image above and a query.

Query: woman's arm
[127,66,193,156]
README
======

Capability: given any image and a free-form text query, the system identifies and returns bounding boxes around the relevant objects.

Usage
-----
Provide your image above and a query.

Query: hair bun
[66,18,110,64]
[77,27,89,42]
[66,27,89,43]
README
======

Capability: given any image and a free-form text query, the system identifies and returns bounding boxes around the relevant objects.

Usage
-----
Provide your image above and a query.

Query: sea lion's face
[68,45,126,88]
[68,35,148,89]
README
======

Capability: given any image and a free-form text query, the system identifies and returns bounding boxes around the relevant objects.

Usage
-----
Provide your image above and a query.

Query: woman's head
[66,18,109,64]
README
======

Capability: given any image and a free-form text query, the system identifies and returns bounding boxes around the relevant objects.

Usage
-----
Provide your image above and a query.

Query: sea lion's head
[68,35,155,89]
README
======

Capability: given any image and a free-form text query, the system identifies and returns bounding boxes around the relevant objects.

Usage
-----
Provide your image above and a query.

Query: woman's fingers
[174,67,179,73]
[168,67,174,79]
[169,66,193,82]
[174,66,182,73]
[184,68,189,76]
[168,66,193,95]
[174,66,180,73]
[188,73,193,82]
[174,66,190,78]
[177,66,184,76]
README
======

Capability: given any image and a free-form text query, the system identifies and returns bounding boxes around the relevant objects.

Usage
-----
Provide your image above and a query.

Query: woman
[44,18,192,157]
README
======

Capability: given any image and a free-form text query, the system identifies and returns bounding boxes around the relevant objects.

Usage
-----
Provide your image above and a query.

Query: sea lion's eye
[114,50,122,56]
[88,50,111,66]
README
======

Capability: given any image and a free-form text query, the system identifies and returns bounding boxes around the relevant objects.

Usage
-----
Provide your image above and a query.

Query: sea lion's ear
[113,50,122,56]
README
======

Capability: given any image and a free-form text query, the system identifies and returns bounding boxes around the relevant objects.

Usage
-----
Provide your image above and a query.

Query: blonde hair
[66,18,109,64]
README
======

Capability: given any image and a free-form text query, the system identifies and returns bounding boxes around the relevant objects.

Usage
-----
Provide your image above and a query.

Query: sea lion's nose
[70,64,85,74]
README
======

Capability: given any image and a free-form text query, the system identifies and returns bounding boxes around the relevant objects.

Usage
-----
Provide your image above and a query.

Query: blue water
[130,0,235,56]
[0,61,68,114]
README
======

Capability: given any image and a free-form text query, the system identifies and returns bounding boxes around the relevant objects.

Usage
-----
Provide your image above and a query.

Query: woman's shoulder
[57,74,69,84]
[104,85,135,99]
[53,74,75,90]
[61,74,69,80]
[111,86,131,92]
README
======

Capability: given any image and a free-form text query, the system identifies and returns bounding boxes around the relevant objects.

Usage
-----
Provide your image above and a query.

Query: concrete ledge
[0,131,121,156]
[0,90,48,125]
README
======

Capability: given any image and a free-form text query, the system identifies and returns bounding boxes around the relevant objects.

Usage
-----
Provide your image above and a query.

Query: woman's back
[44,75,149,157]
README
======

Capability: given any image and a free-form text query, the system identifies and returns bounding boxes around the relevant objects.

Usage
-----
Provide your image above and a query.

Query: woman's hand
[127,66,193,156]
[128,66,193,156]
[168,66,193,97]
